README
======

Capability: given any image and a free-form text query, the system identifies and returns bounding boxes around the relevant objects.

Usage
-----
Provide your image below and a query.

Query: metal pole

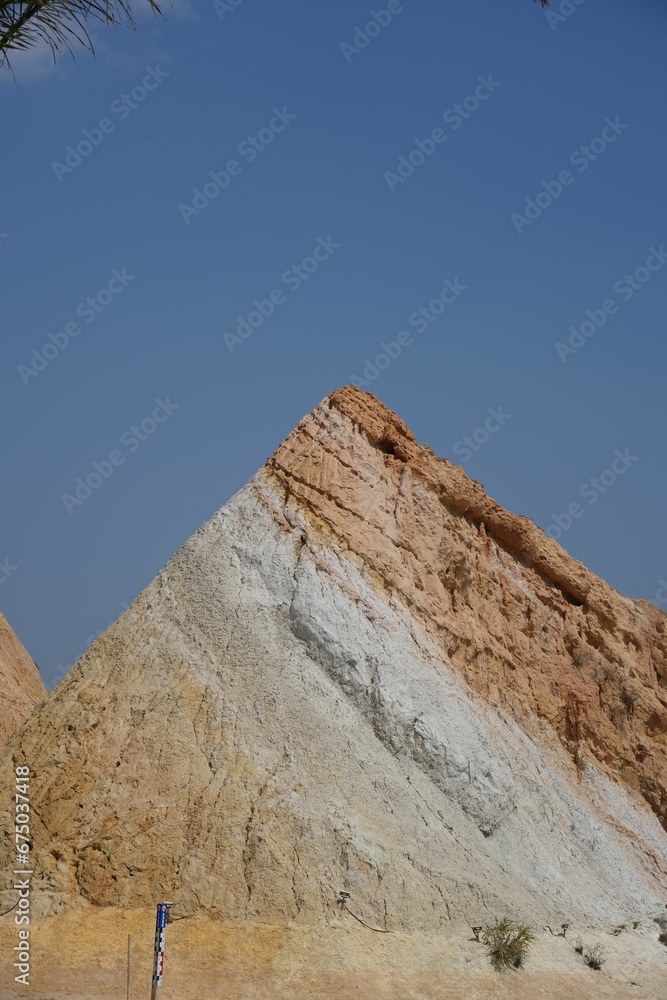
[127,934,131,1000]
[150,903,171,1000]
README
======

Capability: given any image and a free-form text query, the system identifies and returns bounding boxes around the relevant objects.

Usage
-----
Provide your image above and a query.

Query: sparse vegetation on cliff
[483,917,534,971]
[583,943,606,970]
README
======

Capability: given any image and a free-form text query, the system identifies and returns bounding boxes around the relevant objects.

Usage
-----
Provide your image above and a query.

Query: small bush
[583,943,606,970]
[621,687,639,715]
[596,660,621,686]
[611,704,626,729]
[574,936,584,955]
[483,917,534,972]
[659,932,667,948]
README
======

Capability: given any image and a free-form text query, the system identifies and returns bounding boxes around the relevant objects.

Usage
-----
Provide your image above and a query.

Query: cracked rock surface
[0,387,666,995]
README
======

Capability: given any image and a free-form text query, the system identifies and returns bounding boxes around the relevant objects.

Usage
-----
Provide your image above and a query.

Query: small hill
[0,612,45,746]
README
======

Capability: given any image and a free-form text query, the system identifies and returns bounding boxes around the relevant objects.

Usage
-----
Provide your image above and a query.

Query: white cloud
[0,39,60,85]
[0,0,188,86]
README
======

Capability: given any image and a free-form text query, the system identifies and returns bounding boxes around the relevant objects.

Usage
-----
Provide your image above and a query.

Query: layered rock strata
[0,387,665,941]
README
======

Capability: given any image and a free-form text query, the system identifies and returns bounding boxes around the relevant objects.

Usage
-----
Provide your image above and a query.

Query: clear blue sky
[2,0,666,689]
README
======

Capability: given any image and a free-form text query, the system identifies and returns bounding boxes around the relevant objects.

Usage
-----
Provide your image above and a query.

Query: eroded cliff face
[0,612,45,746]
[267,386,667,829]
[0,387,665,940]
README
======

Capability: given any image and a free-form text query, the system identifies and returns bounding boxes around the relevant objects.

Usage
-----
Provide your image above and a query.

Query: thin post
[150,903,171,1000]
[127,934,131,1000]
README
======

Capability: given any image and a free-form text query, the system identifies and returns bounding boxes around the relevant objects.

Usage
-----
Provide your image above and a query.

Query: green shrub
[483,917,534,972]
[583,943,606,970]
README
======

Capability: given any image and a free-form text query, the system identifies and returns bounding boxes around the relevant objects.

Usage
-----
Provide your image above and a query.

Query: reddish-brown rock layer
[267,386,667,828]
[0,612,46,746]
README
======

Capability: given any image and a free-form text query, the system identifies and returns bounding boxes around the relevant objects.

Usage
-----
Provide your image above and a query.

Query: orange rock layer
[267,386,667,829]
[0,612,46,746]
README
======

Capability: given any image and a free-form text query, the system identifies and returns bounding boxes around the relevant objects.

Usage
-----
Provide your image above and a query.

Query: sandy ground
[1,910,665,999]
[0,981,661,1000]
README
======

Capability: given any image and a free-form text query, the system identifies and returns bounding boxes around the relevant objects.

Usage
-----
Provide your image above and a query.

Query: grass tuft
[483,917,534,972]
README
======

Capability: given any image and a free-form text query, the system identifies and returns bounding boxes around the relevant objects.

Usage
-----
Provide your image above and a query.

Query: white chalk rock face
[0,387,665,938]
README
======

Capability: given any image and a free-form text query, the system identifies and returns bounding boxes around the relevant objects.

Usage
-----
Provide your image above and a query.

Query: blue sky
[1,0,666,689]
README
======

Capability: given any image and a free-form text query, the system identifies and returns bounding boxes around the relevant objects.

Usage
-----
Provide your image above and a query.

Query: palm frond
[0,1,162,70]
